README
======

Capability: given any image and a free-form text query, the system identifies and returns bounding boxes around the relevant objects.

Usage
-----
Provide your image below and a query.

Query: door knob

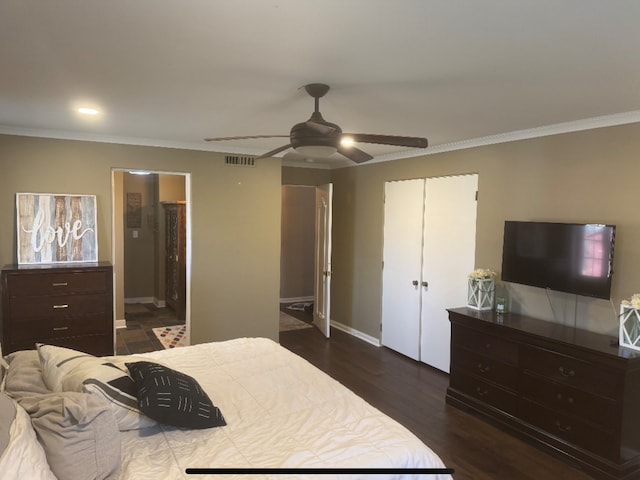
[422,281,429,287]
[412,280,419,286]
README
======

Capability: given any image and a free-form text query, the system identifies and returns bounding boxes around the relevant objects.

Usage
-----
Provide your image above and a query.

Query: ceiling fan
[204,83,428,163]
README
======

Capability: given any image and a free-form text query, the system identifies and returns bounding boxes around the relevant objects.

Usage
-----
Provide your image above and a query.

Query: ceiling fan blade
[255,144,292,159]
[204,134,288,142]
[344,133,428,148]
[337,145,373,164]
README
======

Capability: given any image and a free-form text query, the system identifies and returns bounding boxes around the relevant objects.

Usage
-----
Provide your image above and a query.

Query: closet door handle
[422,281,429,287]
[412,280,419,286]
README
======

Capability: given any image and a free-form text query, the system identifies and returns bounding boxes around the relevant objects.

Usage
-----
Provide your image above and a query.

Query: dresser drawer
[452,347,518,389]
[519,398,617,460]
[452,324,518,365]
[521,345,620,399]
[10,313,109,342]
[5,270,109,296]
[8,293,109,320]
[450,370,518,415]
[521,372,617,428]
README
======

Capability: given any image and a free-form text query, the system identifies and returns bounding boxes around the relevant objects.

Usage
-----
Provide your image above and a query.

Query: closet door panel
[381,179,425,360]
[420,174,478,372]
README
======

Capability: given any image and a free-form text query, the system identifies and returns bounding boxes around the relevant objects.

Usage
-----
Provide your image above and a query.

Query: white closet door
[420,174,478,372]
[381,179,425,360]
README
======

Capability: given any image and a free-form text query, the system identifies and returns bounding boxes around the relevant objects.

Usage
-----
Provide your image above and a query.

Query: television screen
[501,221,616,299]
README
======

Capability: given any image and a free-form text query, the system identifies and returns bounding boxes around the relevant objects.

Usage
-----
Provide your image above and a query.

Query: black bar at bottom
[186,467,454,475]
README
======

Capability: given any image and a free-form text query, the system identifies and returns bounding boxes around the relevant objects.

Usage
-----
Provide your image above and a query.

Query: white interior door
[313,183,332,338]
[420,174,478,372]
[381,179,425,360]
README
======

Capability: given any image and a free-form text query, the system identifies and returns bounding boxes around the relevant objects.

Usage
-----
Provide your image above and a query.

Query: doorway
[111,169,191,354]
[279,184,333,337]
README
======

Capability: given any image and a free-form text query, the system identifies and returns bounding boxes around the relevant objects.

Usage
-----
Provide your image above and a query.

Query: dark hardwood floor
[279,327,593,480]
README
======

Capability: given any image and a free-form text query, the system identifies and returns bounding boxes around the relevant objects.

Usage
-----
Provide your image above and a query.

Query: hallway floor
[115,303,183,355]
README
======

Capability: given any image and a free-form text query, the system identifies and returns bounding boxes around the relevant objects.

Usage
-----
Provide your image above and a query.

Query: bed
[0,337,452,479]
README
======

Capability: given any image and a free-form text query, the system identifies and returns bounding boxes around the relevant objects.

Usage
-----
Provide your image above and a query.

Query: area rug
[152,324,187,349]
[279,311,314,332]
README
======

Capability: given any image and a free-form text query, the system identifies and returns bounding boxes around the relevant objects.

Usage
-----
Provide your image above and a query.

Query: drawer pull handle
[558,366,575,378]
[556,393,575,404]
[53,326,69,331]
[52,304,69,309]
[475,387,488,397]
[477,363,491,373]
[52,282,68,287]
[555,421,572,433]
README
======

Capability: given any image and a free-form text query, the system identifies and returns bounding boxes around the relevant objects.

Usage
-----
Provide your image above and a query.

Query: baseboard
[124,296,154,304]
[330,320,381,347]
[153,298,166,308]
[280,296,314,304]
[115,319,126,329]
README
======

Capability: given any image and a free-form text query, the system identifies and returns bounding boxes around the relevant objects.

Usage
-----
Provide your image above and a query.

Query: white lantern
[467,278,495,311]
[620,304,640,351]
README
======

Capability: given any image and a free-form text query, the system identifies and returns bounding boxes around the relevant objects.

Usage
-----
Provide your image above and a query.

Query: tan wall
[282,166,331,186]
[0,134,281,343]
[329,123,640,338]
[280,186,316,300]
[123,172,156,300]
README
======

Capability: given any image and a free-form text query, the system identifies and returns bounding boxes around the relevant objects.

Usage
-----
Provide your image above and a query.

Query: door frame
[280,183,333,336]
[111,169,192,351]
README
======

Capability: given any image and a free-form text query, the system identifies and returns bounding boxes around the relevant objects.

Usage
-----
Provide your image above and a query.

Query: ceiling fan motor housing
[290,119,342,149]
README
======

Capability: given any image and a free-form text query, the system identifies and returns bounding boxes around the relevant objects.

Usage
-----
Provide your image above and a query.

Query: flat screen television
[501,221,616,299]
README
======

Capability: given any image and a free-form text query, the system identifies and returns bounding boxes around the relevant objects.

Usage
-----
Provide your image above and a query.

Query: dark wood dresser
[1,262,114,356]
[447,307,640,480]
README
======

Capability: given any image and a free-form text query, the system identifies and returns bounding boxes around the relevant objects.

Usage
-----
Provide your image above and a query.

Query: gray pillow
[4,350,50,400]
[19,391,121,480]
[0,392,17,456]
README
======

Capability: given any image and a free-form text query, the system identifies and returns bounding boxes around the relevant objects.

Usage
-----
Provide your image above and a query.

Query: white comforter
[119,338,451,480]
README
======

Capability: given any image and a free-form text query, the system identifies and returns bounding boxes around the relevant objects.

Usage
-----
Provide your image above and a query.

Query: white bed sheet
[118,337,451,480]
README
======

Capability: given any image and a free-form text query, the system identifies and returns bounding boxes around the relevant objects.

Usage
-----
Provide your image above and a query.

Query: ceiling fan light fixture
[294,145,337,157]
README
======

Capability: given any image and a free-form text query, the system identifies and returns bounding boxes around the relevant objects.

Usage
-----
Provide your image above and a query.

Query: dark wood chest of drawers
[1,262,114,356]
[447,307,640,480]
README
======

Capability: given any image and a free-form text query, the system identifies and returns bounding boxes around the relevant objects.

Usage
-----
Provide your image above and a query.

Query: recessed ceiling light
[77,107,100,115]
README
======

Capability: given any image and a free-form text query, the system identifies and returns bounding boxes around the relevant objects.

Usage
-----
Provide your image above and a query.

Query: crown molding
[369,110,640,165]
[2,110,639,168]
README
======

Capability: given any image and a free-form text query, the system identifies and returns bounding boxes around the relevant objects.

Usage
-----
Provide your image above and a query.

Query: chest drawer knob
[52,304,69,309]
[53,326,69,331]
[476,387,489,397]
[556,393,575,405]
[558,366,575,378]
[555,420,572,433]
[52,282,68,287]
[477,363,491,373]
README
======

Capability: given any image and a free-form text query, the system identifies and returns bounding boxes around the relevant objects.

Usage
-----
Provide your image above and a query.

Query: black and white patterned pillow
[125,361,226,429]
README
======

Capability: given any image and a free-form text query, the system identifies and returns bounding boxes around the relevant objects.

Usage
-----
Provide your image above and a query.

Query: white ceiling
[1,0,640,168]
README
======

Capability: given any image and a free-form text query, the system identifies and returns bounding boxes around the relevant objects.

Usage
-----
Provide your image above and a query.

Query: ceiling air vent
[225,155,255,167]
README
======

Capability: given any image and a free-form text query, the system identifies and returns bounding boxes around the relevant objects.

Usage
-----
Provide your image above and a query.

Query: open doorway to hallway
[112,169,190,354]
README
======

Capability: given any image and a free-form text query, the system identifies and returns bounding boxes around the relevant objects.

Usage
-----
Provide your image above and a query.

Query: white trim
[370,110,640,164]
[330,320,381,347]
[3,110,640,168]
[124,296,155,304]
[153,298,166,308]
[280,296,314,304]
[115,319,126,329]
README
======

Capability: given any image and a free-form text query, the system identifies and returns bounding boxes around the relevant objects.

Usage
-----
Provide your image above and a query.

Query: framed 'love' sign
[16,193,98,264]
